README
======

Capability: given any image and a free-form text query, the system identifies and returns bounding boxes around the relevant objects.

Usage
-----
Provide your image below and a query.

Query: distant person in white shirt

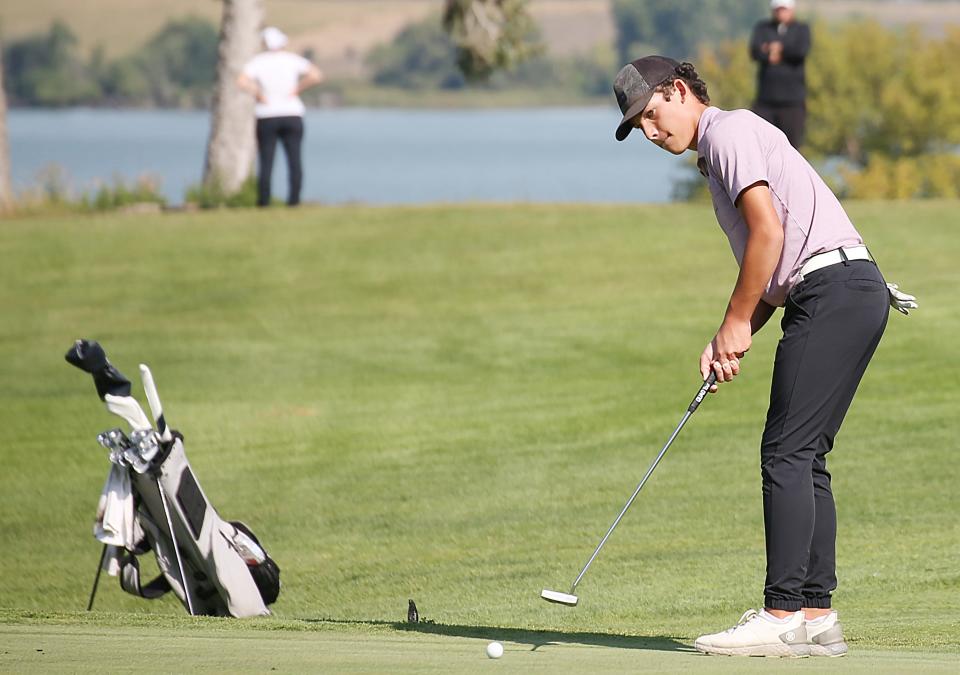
[238,27,323,207]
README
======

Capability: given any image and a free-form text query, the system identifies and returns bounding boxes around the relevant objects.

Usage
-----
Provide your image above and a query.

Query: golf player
[612,56,915,657]
[238,27,323,207]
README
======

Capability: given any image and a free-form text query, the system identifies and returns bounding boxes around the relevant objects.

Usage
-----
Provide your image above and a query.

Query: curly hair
[655,62,710,105]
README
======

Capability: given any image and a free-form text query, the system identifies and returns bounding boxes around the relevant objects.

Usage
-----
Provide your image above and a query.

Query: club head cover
[65,339,132,400]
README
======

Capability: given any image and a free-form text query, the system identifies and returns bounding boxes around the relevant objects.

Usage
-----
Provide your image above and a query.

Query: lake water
[7,108,684,205]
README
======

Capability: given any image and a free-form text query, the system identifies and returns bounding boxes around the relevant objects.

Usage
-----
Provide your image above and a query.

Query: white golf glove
[886,282,918,315]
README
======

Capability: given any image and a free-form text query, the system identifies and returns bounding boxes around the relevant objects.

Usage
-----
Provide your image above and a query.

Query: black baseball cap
[613,56,681,141]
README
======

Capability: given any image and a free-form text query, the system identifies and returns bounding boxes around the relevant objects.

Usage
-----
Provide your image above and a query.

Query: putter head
[540,589,578,606]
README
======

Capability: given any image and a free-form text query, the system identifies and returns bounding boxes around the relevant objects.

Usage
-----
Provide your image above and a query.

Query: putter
[541,372,717,607]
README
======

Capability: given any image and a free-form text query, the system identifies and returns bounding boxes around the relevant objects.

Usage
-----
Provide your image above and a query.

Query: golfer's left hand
[700,319,751,391]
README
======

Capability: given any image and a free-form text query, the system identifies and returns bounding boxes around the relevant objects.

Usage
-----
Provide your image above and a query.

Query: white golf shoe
[694,609,810,657]
[805,611,848,657]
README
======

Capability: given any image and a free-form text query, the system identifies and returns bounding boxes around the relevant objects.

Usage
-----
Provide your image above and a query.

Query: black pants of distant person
[762,258,888,612]
[753,102,806,150]
[256,116,304,207]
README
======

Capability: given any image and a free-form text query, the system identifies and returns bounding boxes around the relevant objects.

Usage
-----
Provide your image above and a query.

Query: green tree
[3,21,101,106]
[368,13,612,98]
[695,39,753,110]
[135,16,219,107]
[442,0,541,81]
[611,0,767,64]
[367,18,465,89]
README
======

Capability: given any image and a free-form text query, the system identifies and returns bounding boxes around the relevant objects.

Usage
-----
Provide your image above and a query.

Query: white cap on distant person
[262,27,288,51]
[771,0,795,8]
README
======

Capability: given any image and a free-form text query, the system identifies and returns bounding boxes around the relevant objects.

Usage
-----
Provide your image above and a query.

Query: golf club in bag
[541,372,717,606]
[67,339,280,617]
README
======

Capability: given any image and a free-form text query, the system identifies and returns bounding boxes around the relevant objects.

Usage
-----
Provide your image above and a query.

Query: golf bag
[68,339,280,617]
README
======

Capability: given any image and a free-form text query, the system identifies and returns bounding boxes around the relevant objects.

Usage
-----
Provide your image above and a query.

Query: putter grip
[688,372,717,413]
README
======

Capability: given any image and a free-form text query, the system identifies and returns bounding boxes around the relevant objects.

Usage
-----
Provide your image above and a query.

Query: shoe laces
[726,609,760,633]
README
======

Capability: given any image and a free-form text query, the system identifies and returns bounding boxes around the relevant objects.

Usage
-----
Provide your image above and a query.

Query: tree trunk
[203,0,264,193]
[0,39,14,213]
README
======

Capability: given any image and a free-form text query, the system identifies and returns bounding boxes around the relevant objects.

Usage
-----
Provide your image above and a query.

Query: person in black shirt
[749,0,811,149]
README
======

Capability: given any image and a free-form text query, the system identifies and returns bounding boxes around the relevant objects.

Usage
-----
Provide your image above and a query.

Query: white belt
[798,245,873,281]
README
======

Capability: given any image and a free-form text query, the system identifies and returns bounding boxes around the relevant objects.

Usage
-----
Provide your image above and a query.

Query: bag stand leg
[158,480,195,616]
[86,544,108,611]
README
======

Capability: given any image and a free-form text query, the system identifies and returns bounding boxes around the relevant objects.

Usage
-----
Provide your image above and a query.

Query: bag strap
[119,551,172,600]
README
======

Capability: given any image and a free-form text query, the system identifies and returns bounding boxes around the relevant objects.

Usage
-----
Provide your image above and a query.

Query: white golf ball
[485,641,504,659]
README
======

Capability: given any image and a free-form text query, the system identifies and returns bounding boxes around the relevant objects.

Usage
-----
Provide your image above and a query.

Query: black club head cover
[65,339,132,400]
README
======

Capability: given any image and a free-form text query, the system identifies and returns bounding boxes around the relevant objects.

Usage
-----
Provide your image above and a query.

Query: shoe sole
[810,641,848,657]
[694,641,811,658]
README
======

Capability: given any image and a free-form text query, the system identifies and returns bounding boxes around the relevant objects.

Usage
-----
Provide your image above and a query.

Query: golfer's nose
[640,120,657,141]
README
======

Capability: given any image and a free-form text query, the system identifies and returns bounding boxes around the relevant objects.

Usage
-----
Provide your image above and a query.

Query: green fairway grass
[0,202,957,671]
[2,619,958,673]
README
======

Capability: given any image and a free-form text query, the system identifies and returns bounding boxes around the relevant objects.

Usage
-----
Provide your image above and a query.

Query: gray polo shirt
[696,106,862,306]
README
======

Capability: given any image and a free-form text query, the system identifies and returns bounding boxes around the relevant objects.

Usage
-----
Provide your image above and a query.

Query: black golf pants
[256,116,304,207]
[761,259,888,612]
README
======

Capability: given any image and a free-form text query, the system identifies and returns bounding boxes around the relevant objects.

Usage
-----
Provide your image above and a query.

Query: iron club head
[540,589,579,606]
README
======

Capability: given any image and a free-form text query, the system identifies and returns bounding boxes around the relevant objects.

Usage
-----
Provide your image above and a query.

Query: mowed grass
[0,202,957,672]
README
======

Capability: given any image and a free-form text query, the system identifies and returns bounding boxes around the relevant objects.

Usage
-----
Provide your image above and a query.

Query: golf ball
[486,641,504,659]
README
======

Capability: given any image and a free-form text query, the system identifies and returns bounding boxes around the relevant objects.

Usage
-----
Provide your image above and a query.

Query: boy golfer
[612,56,915,657]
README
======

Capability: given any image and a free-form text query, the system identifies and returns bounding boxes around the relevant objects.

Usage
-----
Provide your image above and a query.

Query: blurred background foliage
[3,17,218,107]
[442,0,542,82]
[4,2,960,201]
[611,0,767,64]
[698,21,960,199]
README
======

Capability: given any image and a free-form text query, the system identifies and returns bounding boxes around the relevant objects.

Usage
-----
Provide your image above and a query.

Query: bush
[185,176,259,209]
[840,154,960,199]
[9,166,167,215]
[81,176,167,211]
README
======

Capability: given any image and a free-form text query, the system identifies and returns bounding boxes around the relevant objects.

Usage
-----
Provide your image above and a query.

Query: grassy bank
[0,202,956,671]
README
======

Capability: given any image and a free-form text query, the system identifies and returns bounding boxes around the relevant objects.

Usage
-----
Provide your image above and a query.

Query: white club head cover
[104,394,153,431]
[886,282,918,316]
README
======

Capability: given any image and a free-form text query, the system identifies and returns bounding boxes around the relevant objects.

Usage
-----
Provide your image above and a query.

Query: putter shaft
[567,374,716,596]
